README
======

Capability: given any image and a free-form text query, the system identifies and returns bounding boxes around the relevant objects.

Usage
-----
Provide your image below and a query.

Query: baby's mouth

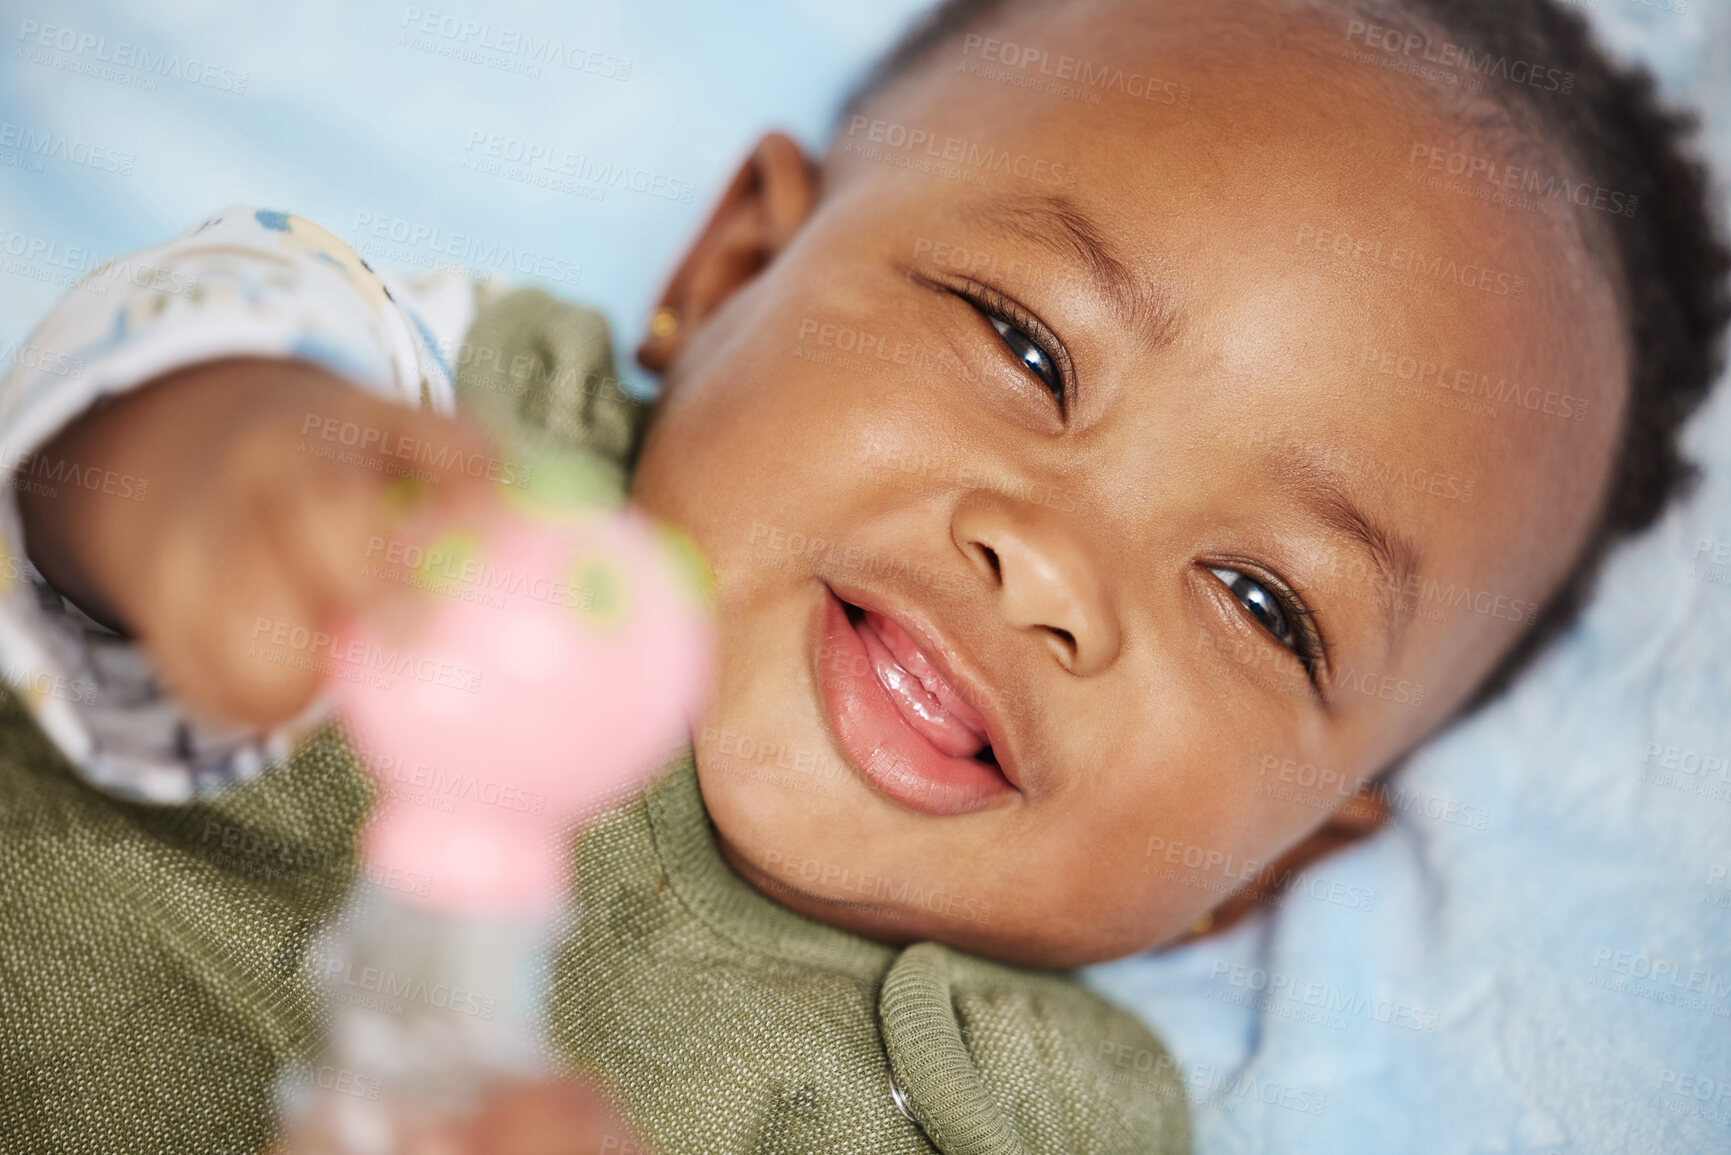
[816,585,1017,816]
[845,601,994,762]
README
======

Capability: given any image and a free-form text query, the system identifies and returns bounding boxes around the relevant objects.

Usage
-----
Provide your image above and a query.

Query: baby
[1,0,1725,1151]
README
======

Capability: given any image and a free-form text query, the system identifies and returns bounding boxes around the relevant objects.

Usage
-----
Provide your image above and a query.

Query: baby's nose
[951,495,1120,676]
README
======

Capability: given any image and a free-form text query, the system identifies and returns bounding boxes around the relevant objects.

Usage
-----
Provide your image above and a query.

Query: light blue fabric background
[0,0,931,392]
[3,1,1728,1151]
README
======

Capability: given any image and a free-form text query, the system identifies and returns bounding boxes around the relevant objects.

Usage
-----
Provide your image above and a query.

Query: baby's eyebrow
[953,192,1179,350]
[1262,455,1424,656]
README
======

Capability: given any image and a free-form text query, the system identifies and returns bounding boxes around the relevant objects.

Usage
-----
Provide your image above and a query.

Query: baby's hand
[444,1079,650,1155]
[275,1076,651,1155]
[18,357,498,730]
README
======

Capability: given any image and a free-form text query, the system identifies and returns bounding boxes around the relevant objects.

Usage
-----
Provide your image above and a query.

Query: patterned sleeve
[0,205,480,804]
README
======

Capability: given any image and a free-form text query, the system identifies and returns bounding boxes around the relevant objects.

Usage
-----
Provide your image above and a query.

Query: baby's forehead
[852,0,1580,235]
[849,3,1435,232]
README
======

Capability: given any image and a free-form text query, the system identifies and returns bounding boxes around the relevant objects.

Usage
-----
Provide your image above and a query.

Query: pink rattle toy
[277,481,713,1153]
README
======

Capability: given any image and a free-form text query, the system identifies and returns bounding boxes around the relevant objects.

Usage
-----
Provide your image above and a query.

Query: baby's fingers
[272,1078,648,1155]
[273,404,504,619]
[174,401,499,730]
[150,534,335,731]
[454,1079,648,1155]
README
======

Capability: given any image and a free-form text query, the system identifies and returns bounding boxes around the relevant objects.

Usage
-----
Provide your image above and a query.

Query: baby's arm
[0,207,493,800]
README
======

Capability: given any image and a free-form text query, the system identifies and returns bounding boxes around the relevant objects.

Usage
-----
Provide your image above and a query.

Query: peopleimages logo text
[400,8,631,79]
[16,20,249,93]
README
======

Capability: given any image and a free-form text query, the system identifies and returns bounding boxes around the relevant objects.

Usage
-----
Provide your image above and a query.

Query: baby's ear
[637,131,819,373]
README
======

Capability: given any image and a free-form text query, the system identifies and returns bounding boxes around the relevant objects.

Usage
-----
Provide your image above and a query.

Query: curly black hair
[837,0,1731,716]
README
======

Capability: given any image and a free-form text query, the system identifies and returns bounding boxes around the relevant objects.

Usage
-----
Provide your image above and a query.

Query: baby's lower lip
[813,585,1015,817]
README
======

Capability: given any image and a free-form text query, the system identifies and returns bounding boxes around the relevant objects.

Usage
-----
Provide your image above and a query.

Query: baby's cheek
[1085,722,1355,940]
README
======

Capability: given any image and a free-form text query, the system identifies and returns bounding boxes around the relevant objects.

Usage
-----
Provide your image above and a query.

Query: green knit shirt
[0,289,1190,1154]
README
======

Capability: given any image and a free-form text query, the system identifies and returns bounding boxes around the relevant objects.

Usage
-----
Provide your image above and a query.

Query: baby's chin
[710,827,1151,968]
[703,774,1194,970]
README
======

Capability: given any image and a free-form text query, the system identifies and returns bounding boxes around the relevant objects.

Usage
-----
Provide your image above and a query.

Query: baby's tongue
[856,610,990,758]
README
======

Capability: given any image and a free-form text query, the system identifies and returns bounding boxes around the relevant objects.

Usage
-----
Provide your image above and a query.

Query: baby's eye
[920,273,1070,411]
[987,314,1063,401]
[1208,566,1296,649]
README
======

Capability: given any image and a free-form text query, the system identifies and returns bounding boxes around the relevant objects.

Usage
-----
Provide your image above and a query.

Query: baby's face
[630,0,1626,966]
